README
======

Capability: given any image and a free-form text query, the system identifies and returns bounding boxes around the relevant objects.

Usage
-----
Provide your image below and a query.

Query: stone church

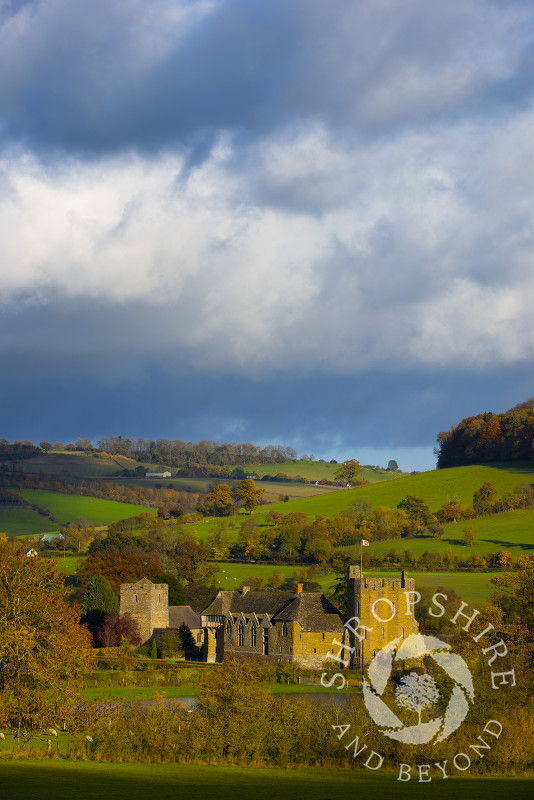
[120,565,418,669]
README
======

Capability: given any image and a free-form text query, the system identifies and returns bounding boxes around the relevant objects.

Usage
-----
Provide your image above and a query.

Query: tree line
[436,398,534,468]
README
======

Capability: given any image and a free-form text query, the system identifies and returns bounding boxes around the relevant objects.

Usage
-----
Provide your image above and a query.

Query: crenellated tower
[346,565,419,669]
[120,578,169,644]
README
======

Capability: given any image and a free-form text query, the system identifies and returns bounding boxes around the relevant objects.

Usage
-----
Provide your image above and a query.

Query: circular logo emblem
[362,633,475,744]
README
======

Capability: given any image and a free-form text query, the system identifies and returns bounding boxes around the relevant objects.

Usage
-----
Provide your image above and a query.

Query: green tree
[160,630,182,659]
[334,459,362,485]
[397,495,435,526]
[81,574,119,643]
[387,459,399,472]
[233,478,264,514]
[179,623,199,658]
[473,482,497,514]
[463,526,477,546]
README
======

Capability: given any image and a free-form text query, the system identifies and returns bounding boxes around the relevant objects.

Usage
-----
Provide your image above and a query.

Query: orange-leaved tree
[334,459,362,485]
[0,540,94,736]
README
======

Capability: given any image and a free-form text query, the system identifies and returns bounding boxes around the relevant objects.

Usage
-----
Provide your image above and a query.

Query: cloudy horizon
[1,0,533,471]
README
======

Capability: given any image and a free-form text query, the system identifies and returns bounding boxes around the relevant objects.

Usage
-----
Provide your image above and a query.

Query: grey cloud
[0,1,531,153]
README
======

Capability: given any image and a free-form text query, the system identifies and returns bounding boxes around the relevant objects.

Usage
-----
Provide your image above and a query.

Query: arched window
[401,626,405,639]
[238,623,244,647]
[282,623,288,638]
[226,621,231,636]
[251,625,257,647]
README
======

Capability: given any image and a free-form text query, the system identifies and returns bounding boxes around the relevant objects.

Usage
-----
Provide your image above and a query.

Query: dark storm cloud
[0,0,531,153]
[1,1,533,467]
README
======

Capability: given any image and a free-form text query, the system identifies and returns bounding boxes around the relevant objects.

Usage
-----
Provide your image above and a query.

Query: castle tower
[120,578,169,644]
[346,565,418,669]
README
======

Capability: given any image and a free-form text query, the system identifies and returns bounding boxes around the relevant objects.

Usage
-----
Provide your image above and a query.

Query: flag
[362,540,370,546]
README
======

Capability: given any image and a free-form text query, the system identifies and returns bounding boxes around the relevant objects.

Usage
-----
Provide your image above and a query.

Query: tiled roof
[202,590,344,632]
[202,590,297,617]
[274,593,344,632]
[168,606,202,629]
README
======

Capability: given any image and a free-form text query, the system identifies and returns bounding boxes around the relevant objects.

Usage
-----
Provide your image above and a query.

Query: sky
[1,0,534,471]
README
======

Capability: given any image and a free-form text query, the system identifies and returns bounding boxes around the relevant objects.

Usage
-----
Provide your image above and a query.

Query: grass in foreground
[0,761,531,800]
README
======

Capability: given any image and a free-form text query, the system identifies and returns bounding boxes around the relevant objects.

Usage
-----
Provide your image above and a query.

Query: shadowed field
[0,761,531,800]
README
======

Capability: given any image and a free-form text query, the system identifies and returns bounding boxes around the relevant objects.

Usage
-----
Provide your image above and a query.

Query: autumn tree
[201,483,236,516]
[334,459,362,485]
[232,478,264,514]
[0,542,94,733]
[39,440,51,452]
[76,546,164,594]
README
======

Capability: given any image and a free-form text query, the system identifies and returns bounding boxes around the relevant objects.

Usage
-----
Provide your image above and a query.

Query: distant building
[40,533,64,543]
[146,471,172,478]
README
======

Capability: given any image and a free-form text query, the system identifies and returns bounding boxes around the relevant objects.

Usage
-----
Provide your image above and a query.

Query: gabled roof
[168,606,202,629]
[202,590,344,632]
[202,590,296,618]
[273,593,344,632]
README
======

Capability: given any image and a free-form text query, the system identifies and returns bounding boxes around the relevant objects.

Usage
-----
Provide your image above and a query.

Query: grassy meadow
[0,507,60,537]
[0,761,531,800]
[12,489,155,527]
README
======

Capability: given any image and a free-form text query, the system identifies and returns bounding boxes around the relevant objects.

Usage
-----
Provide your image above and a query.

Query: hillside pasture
[336,505,534,562]
[0,507,60,537]
[21,452,133,477]
[13,489,155,527]
[189,462,534,539]
[232,460,401,483]
[254,462,534,519]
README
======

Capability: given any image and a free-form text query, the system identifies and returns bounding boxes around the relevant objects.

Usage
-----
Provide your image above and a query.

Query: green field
[12,489,155,527]
[370,570,499,606]
[0,761,531,800]
[253,462,534,518]
[0,507,60,537]
[213,562,336,590]
[52,554,84,575]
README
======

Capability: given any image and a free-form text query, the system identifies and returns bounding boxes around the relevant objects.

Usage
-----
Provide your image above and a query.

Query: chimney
[241,586,250,595]
[296,584,303,595]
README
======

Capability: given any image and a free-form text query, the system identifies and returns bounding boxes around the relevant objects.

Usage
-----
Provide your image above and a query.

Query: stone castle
[120,565,418,669]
